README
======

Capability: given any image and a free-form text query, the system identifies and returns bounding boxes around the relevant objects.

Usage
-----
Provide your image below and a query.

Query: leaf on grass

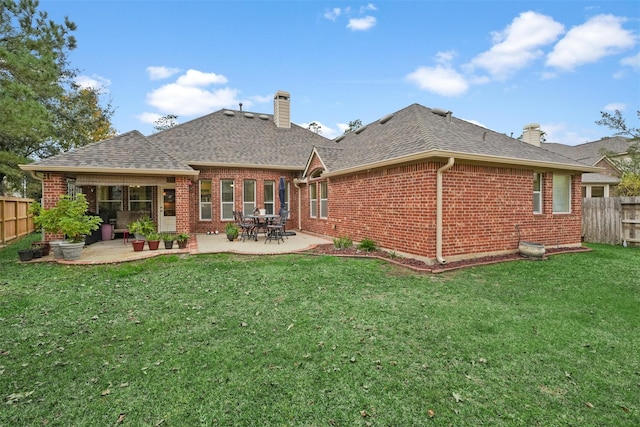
[360,410,369,418]
[116,413,126,423]
[428,409,435,417]
[620,405,630,413]
[452,392,463,403]
[585,402,594,408]
[287,323,294,331]
[101,389,110,396]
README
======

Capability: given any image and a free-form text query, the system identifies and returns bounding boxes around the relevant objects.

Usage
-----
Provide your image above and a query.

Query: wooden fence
[0,196,35,244]
[582,196,640,246]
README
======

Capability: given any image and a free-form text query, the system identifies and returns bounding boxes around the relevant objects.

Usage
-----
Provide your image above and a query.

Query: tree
[308,122,322,135]
[595,109,640,140]
[343,119,363,134]
[0,0,115,196]
[596,110,640,196]
[153,114,178,132]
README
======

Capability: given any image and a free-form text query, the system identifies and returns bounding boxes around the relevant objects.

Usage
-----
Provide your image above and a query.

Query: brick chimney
[521,123,542,147]
[273,90,291,129]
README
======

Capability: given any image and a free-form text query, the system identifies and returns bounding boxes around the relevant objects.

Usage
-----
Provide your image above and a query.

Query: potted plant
[34,194,102,260]
[176,233,190,249]
[225,222,239,241]
[128,215,155,241]
[146,231,161,250]
[161,233,175,249]
[31,200,66,259]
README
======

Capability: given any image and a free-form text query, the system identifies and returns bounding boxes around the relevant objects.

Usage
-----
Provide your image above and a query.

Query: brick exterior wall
[189,167,299,234]
[300,158,583,263]
[42,173,67,241]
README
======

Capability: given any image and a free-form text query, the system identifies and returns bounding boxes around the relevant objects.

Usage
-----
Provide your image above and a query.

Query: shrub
[357,238,377,252]
[333,236,353,249]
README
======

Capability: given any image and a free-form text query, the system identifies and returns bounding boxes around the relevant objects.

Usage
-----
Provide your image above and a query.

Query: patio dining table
[244,214,279,241]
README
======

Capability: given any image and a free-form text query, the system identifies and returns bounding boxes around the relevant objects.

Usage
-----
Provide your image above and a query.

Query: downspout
[436,157,455,264]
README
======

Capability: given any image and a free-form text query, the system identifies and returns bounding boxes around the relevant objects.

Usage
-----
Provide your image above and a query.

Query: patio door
[159,185,176,232]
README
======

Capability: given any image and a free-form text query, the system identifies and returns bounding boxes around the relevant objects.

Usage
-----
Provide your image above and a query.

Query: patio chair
[264,210,288,244]
[234,211,256,241]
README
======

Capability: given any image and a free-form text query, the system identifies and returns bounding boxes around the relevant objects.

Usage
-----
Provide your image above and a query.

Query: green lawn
[1,234,638,426]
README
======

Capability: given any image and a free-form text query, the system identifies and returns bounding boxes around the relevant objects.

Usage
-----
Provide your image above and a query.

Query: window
[97,185,122,222]
[320,181,328,218]
[309,183,317,218]
[552,174,571,213]
[591,186,605,198]
[533,173,542,213]
[243,180,256,215]
[129,186,153,212]
[221,179,234,220]
[200,180,212,220]
[264,180,275,214]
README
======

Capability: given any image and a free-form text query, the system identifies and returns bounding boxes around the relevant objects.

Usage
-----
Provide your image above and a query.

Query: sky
[40,0,639,145]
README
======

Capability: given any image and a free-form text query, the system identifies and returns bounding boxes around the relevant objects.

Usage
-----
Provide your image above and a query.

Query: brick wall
[189,167,300,233]
[42,173,67,241]
[300,160,583,262]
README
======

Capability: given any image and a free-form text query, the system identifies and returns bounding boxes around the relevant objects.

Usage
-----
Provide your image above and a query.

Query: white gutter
[293,179,303,230]
[436,157,455,264]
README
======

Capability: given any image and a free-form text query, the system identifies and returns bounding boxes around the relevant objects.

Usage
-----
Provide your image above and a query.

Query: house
[20,91,601,264]
[543,136,636,198]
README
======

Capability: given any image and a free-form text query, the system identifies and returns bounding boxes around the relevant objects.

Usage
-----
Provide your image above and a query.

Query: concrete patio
[53,231,333,264]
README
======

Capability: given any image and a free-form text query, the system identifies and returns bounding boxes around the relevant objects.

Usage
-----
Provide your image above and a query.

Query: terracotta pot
[147,240,160,250]
[132,240,145,252]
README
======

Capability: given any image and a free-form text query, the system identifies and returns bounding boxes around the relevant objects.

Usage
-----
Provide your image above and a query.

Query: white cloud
[137,112,162,125]
[146,66,180,80]
[176,69,228,86]
[347,16,376,31]
[406,65,469,96]
[546,15,636,71]
[324,7,341,21]
[620,51,640,71]
[604,103,626,112]
[75,74,110,91]
[467,11,564,80]
[144,69,239,117]
[361,3,377,12]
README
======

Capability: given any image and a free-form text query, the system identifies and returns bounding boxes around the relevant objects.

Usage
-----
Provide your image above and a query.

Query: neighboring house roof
[310,104,599,177]
[542,136,634,166]
[582,173,621,184]
[148,109,333,170]
[21,131,198,176]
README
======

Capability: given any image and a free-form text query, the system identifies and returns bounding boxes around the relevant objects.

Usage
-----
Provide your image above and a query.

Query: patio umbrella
[278,177,286,215]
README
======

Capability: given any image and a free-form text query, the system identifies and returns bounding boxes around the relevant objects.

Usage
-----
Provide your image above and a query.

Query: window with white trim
[200,180,212,220]
[552,174,571,213]
[320,181,328,218]
[533,173,542,214]
[264,180,275,214]
[129,186,153,212]
[221,179,234,220]
[309,183,317,218]
[97,186,122,222]
[243,180,256,216]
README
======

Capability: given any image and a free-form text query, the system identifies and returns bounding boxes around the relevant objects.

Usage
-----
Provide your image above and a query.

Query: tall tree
[153,114,178,132]
[0,0,114,196]
[596,110,640,196]
[343,119,363,134]
[308,122,322,135]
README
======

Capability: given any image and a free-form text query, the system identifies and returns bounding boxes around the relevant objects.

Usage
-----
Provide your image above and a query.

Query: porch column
[175,176,192,234]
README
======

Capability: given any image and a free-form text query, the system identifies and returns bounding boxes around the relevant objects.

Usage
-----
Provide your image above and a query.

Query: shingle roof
[148,109,333,168]
[317,104,596,174]
[22,131,196,174]
[542,136,635,166]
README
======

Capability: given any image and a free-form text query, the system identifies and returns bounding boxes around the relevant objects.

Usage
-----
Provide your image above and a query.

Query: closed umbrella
[278,177,286,215]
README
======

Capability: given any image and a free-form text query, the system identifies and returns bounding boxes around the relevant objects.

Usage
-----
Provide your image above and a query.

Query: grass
[1,234,638,426]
